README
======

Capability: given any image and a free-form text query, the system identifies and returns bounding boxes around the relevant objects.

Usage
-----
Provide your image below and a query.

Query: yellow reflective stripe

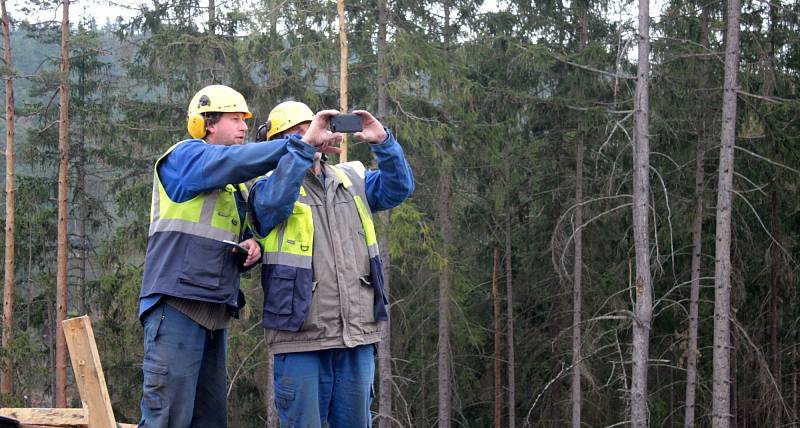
[353,195,377,247]
[331,166,352,188]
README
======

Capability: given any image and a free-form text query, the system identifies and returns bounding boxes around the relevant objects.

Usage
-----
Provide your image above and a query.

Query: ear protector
[256,121,272,142]
[187,95,211,139]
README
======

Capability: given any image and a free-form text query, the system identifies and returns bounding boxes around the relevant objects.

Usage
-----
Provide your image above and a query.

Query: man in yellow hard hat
[250,101,414,427]
[138,86,343,428]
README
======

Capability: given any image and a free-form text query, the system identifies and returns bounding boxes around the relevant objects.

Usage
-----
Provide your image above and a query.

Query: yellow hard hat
[263,101,314,140]
[186,85,253,139]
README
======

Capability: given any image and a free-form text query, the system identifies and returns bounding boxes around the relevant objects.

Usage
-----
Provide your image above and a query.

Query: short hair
[203,112,223,129]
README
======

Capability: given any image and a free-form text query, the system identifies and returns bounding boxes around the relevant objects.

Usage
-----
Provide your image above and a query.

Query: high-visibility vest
[258,161,388,332]
[140,140,249,309]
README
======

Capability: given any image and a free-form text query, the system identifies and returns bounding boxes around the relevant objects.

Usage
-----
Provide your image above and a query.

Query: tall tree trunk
[55,0,71,407]
[437,167,452,428]
[630,0,653,423]
[0,0,16,396]
[208,0,215,34]
[493,247,502,428]
[376,0,392,424]
[337,0,348,162]
[437,3,452,426]
[765,2,781,424]
[571,7,588,427]
[769,187,781,426]
[684,127,705,428]
[76,115,87,315]
[571,124,584,428]
[711,0,741,423]
[684,7,710,427]
[505,222,515,428]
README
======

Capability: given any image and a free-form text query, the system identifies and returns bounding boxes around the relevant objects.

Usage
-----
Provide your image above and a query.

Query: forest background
[0,0,798,426]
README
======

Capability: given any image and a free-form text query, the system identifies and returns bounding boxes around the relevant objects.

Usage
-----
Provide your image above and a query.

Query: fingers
[239,239,261,267]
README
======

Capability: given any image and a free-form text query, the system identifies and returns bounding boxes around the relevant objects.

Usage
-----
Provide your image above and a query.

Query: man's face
[206,112,249,146]
[282,122,310,138]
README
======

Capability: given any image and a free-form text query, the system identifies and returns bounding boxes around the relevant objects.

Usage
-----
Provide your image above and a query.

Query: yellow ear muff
[187,113,206,139]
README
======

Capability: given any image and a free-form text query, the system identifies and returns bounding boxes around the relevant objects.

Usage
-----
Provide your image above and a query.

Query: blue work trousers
[138,302,228,428]
[273,345,375,428]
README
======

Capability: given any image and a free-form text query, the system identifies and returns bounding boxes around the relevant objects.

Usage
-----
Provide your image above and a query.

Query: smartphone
[222,240,249,254]
[330,114,363,133]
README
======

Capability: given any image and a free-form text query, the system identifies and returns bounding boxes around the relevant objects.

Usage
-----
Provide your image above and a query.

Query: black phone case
[330,114,363,133]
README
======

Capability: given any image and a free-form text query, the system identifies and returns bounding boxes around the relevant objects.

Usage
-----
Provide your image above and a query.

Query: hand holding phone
[223,240,249,254]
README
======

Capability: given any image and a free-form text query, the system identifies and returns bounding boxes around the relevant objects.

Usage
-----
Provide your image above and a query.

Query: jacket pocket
[178,237,225,289]
[265,265,296,315]
[262,265,314,332]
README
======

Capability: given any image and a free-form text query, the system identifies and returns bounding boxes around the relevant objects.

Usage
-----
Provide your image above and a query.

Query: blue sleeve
[364,130,415,212]
[158,138,318,202]
[249,136,316,237]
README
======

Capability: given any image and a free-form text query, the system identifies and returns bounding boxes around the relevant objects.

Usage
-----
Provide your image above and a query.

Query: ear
[205,121,216,138]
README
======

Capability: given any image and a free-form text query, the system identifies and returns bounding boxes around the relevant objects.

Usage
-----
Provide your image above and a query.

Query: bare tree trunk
[684,7,710,427]
[711,0,741,423]
[630,0,653,424]
[793,341,798,425]
[376,0,388,123]
[337,0,348,162]
[437,2,452,425]
[75,119,87,315]
[571,130,584,428]
[571,8,588,427]
[505,224,515,428]
[376,1,393,425]
[764,3,781,424]
[493,247,502,428]
[437,168,452,428]
[684,128,705,428]
[770,187,782,427]
[208,0,215,34]
[0,0,16,396]
[55,0,71,407]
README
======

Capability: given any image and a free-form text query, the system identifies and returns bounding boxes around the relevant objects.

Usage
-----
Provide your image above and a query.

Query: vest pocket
[178,237,224,289]
[265,266,295,315]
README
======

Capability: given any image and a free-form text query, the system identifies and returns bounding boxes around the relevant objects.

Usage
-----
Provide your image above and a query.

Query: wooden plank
[0,408,85,425]
[62,316,117,428]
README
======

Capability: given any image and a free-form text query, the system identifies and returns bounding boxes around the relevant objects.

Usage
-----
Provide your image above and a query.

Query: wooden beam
[0,408,85,425]
[62,316,117,428]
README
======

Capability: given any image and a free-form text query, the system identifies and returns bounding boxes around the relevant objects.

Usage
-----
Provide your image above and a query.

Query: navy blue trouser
[138,302,228,428]
[273,345,375,428]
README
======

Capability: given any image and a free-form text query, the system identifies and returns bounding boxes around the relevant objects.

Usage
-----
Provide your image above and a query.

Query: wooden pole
[55,0,71,407]
[0,0,17,396]
[337,0,348,162]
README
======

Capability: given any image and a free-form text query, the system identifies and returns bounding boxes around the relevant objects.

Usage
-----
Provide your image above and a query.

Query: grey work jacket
[265,164,384,354]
